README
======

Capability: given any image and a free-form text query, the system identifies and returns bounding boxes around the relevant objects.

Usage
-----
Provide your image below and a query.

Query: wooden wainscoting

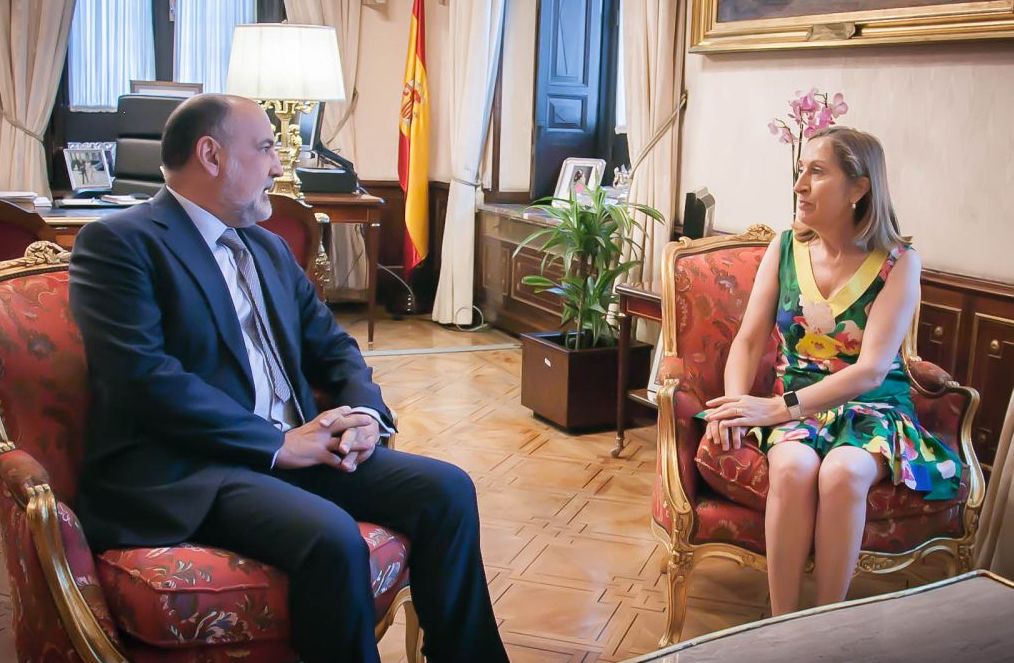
[919,270,1014,475]
[353,180,449,309]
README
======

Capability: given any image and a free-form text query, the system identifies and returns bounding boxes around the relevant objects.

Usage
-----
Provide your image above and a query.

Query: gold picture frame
[690,0,1014,53]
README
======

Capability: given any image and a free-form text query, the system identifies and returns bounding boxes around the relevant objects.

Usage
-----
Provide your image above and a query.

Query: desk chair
[0,200,56,259]
[111,95,183,196]
[0,243,421,663]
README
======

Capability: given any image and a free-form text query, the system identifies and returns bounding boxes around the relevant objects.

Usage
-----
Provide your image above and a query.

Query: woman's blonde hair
[793,126,911,252]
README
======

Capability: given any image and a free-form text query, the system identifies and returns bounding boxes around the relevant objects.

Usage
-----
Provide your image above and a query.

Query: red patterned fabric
[97,523,409,649]
[694,432,967,519]
[0,271,89,501]
[671,247,779,406]
[692,494,965,555]
[0,267,413,661]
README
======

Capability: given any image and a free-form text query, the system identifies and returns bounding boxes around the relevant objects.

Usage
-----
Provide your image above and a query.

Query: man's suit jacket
[69,189,392,551]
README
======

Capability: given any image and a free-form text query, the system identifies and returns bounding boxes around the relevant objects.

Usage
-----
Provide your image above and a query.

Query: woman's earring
[851,201,857,210]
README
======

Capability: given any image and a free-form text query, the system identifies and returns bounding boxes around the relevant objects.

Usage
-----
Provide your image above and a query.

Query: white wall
[678,40,1014,282]
[353,0,451,181]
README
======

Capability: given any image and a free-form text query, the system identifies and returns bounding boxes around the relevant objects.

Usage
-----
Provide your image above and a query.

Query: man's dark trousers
[193,446,508,663]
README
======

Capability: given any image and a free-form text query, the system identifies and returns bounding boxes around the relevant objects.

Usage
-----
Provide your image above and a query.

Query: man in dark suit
[69,94,509,663]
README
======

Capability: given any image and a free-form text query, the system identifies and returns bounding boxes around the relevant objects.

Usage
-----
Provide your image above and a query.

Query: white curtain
[283,0,361,164]
[284,0,367,295]
[67,0,154,110]
[0,0,76,199]
[174,0,256,93]
[620,0,686,288]
[976,391,1014,579]
[431,0,506,325]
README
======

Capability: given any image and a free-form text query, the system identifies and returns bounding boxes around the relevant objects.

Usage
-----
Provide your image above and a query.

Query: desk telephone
[296,144,361,194]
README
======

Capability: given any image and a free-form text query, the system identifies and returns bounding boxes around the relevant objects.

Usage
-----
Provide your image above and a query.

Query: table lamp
[226,24,345,198]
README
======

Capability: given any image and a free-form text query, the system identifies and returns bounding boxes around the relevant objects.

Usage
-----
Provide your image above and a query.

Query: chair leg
[659,549,695,648]
[404,598,424,663]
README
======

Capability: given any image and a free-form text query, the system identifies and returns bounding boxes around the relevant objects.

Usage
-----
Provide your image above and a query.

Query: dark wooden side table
[614,281,663,457]
[303,192,385,349]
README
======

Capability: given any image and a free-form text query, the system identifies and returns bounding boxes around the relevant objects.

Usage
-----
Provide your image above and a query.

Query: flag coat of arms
[398,0,430,277]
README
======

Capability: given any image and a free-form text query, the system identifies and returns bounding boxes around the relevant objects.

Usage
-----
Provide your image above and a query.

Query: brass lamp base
[258,99,315,199]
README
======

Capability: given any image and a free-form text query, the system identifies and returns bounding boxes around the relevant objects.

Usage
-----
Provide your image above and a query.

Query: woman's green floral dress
[750,230,960,500]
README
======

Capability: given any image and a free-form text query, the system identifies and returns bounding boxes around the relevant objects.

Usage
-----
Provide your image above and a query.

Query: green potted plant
[514,187,664,430]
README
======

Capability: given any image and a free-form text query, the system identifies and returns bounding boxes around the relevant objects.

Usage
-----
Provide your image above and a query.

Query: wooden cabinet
[920,270,1014,474]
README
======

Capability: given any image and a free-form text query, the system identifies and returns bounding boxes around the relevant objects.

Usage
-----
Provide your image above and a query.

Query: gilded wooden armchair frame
[651,225,985,646]
[0,242,422,663]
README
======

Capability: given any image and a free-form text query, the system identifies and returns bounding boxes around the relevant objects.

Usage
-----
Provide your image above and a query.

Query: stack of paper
[0,191,39,212]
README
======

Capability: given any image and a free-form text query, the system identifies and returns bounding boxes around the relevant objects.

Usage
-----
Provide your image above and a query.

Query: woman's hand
[704,419,751,451]
[703,395,791,450]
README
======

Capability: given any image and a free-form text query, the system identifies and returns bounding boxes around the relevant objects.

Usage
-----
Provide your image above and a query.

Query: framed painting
[690,0,1014,52]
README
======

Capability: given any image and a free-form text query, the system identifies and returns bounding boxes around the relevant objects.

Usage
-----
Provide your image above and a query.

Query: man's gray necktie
[218,228,293,404]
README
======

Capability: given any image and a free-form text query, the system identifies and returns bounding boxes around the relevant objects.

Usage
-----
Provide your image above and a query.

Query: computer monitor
[298,102,326,153]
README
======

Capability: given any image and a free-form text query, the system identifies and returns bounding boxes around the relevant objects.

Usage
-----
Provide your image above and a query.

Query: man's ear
[194,136,223,177]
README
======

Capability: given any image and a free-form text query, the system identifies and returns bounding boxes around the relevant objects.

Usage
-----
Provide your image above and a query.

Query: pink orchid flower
[817,106,834,129]
[798,89,818,112]
[829,92,849,117]
[779,127,793,144]
[768,120,780,135]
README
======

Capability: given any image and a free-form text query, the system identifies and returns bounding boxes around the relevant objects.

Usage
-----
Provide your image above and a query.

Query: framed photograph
[690,0,1014,53]
[129,80,203,98]
[553,157,606,207]
[67,141,117,172]
[63,148,113,193]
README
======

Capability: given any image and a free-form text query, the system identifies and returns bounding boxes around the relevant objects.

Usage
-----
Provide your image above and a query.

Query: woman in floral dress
[701,126,961,616]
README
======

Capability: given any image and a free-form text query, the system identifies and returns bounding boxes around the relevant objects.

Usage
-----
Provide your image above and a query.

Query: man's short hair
[161,94,233,170]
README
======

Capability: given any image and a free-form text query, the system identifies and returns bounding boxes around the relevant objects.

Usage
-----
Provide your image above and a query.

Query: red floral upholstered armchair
[261,193,332,292]
[651,225,985,646]
[0,243,420,662]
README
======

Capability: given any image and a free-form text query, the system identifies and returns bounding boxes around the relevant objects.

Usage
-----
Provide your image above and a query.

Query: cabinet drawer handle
[989,339,1001,353]
[932,326,944,339]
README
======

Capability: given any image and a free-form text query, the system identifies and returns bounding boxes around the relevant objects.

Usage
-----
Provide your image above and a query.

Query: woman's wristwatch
[783,390,803,419]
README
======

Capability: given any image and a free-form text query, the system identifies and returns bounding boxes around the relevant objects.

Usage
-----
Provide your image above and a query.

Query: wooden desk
[303,192,385,349]
[41,206,114,249]
[614,281,663,458]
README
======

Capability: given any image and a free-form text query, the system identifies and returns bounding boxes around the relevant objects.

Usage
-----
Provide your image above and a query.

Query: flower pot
[520,331,653,431]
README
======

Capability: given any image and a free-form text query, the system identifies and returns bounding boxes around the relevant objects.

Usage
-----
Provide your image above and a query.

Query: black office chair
[111,95,184,195]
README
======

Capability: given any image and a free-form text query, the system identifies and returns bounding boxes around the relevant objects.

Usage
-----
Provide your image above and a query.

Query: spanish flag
[398,0,429,278]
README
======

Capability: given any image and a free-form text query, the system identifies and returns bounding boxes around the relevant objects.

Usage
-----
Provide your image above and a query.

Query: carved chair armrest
[0,445,52,509]
[908,359,956,395]
[655,357,702,506]
[0,445,128,662]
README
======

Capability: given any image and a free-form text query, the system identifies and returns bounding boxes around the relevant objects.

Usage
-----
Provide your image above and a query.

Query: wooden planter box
[520,331,653,431]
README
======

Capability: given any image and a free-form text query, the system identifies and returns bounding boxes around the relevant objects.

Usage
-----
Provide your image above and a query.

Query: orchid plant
[769,88,849,211]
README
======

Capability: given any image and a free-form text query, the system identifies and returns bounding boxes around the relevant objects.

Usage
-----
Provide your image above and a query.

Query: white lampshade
[226,24,346,102]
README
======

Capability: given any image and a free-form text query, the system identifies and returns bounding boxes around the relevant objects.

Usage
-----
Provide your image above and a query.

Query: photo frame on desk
[129,80,203,98]
[63,148,113,193]
[553,158,606,207]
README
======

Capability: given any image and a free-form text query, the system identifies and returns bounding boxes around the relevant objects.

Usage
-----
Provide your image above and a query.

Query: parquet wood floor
[0,309,945,662]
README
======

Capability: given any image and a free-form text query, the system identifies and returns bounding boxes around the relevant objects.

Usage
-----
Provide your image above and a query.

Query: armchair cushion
[693,495,965,555]
[96,524,409,649]
[695,424,969,519]
[96,523,409,649]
